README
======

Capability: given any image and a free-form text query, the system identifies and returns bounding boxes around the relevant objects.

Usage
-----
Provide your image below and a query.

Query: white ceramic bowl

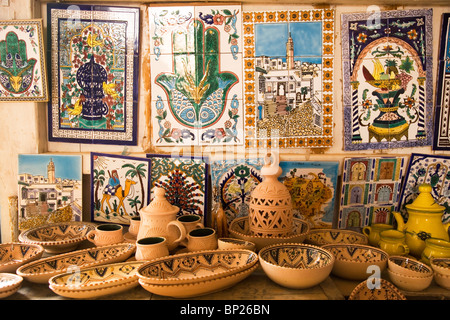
[305,228,368,246]
[322,244,388,281]
[0,242,44,273]
[0,273,23,299]
[258,243,334,289]
[430,257,450,277]
[387,268,433,291]
[388,255,433,278]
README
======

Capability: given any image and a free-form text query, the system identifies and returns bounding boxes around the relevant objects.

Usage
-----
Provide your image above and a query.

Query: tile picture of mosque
[17,154,82,231]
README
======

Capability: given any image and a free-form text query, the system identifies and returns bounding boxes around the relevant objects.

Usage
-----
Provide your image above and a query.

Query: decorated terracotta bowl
[229,217,310,251]
[49,261,145,299]
[388,255,433,278]
[387,268,433,291]
[0,242,44,273]
[19,221,97,253]
[17,243,136,284]
[0,273,23,299]
[322,244,388,281]
[348,279,406,300]
[258,243,334,289]
[305,228,368,246]
[434,272,450,290]
[137,249,258,285]
[430,257,450,277]
[217,238,256,251]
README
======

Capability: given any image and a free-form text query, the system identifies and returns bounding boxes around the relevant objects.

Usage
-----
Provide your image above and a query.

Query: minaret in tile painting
[286,32,294,70]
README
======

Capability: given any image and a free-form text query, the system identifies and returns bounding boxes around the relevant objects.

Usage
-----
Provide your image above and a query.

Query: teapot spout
[392,211,405,231]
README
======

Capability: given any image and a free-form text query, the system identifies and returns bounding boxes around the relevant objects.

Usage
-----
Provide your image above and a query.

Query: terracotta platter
[0,242,44,273]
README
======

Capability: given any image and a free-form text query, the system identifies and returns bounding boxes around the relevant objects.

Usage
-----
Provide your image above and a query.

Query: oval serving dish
[0,242,44,273]
[0,273,23,299]
[17,243,136,284]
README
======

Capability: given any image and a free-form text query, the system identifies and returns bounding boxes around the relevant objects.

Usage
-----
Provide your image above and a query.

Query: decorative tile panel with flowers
[242,9,335,149]
[342,9,433,150]
[149,6,244,146]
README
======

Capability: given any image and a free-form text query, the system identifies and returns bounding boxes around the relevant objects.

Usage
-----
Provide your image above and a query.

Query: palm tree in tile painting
[93,168,106,210]
[122,163,147,210]
[127,195,142,216]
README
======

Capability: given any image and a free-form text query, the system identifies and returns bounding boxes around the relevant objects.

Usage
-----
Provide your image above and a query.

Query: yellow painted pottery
[421,238,450,265]
[378,230,409,256]
[362,223,394,247]
[392,184,450,258]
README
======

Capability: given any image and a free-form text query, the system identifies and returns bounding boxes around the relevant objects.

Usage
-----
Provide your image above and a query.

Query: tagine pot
[137,187,186,251]
[248,152,293,237]
[392,184,450,258]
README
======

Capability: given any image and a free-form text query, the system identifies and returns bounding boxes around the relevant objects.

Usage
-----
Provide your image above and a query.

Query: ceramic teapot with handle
[392,184,450,258]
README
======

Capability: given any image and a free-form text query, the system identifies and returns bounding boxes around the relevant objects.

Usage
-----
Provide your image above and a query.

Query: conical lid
[405,184,445,213]
[140,187,179,216]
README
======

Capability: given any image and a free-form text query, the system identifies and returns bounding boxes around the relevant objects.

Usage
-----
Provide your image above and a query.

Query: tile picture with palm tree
[91,153,151,225]
[146,154,209,224]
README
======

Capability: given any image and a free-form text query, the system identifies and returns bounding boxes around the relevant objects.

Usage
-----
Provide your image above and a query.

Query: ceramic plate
[17,243,136,284]
[19,221,97,253]
[0,273,23,299]
[49,261,145,299]
[305,228,368,246]
[348,279,406,300]
[0,242,44,273]
[228,217,310,251]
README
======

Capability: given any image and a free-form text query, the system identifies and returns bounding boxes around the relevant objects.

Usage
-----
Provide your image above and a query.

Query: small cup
[183,227,217,252]
[128,216,141,237]
[135,237,169,261]
[362,223,394,247]
[218,238,256,251]
[87,224,124,247]
[378,230,409,256]
[177,214,204,234]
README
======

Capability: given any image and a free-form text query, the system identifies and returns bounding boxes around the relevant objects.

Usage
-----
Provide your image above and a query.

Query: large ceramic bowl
[434,272,450,290]
[0,242,44,273]
[322,244,388,281]
[305,228,368,246]
[229,217,310,251]
[258,243,334,289]
[430,257,450,277]
[137,249,258,285]
[0,273,23,299]
[19,221,97,253]
[388,256,433,278]
[387,268,433,292]
[49,261,145,299]
[17,243,136,284]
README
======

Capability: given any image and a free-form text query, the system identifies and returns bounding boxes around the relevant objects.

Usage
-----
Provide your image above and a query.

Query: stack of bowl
[430,257,450,290]
[387,255,434,292]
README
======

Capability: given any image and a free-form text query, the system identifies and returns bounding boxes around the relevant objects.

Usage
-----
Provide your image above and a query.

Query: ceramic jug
[421,238,450,265]
[378,229,409,256]
[362,223,394,247]
[135,236,169,261]
[181,227,218,252]
[86,224,124,246]
[137,187,186,251]
[248,152,293,237]
[392,184,450,258]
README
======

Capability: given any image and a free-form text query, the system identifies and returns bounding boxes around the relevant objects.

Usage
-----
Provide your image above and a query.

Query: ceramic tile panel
[338,156,406,229]
[243,9,335,149]
[342,9,433,150]
[149,5,244,147]
[90,153,151,225]
[433,13,450,150]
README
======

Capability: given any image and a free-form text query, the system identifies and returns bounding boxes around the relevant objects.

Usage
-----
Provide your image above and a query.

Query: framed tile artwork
[433,13,450,150]
[397,153,450,224]
[149,5,244,146]
[146,154,209,223]
[0,19,48,102]
[47,4,140,145]
[211,157,264,225]
[278,161,339,228]
[242,9,335,149]
[18,154,82,231]
[342,9,433,150]
[91,153,151,225]
[337,156,406,229]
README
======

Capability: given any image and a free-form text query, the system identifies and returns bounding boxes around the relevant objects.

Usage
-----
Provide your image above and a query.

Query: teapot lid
[140,187,179,215]
[406,184,445,212]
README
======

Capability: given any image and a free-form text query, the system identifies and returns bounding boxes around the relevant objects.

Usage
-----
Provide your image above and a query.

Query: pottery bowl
[229,217,310,251]
[322,244,388,281]
[19,221,97,253]
[387,268,433,291]
[258,243,334,289]
[0,242,44,273]
[348,278,406,300]
[0,273,23,299]
[430,257,450,277]
[218,238,256,251]
[388,256,433,278]
[434,272,450,290]
[305,228,368,246]
[137,249,258,285]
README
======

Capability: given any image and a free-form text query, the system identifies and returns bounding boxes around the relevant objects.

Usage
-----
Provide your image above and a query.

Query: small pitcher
[362,223,394,247]
[421,238,450,265]
[182,227,217,252]
[87,224,124,246]
[135,236,169,261]
[378,229,409,256]
[177,215,204,234]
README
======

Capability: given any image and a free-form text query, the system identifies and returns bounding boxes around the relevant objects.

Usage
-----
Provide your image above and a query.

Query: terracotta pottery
[177,214,204,234]
[430,257,450,276]
[388,256,433,278]
[348,279,406,300]
[305,228,368,246]
[434,272,450,290]
[135,237,169,261]
[0,273,23,299]
[217,238,256,251]
[86,224,124,247]
[0,242,44,273]
[137,187,186,251]
[182,228,218,252]
[378,230,410,256]
[248,152,293,237]
[128,216,141,237]
[387,268,433,291]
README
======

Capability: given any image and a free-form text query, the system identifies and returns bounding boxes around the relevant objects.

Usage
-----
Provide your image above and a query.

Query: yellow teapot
[392,184,450,258]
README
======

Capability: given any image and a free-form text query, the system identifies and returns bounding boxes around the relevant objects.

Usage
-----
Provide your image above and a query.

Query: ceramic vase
[248,152,293,236]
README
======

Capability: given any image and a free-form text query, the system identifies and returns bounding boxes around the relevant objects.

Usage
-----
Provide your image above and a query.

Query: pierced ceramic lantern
[248,152,293,237]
